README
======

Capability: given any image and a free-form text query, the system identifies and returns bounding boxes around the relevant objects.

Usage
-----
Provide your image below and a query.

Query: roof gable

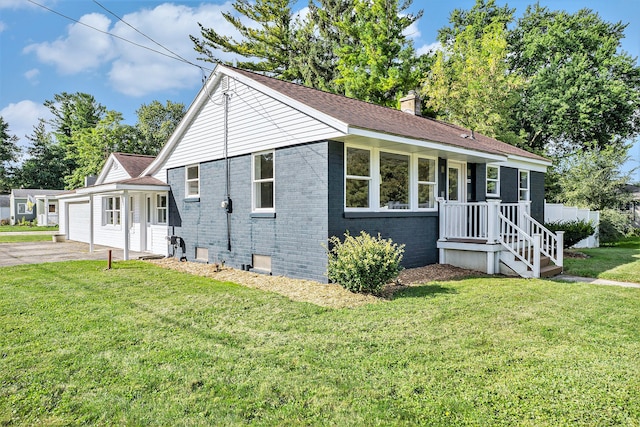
[96,153,156,185]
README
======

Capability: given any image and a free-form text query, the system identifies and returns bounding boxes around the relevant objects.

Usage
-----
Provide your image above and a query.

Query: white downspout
[89,193,94,253]
[123,190,130,261]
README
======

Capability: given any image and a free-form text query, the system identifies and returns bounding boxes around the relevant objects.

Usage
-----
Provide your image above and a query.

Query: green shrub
[599,209,632,244]
[325,231,405,294]
[544,219,595,248]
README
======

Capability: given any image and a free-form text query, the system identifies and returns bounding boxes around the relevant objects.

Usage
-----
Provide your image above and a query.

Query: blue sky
[1,0,639,180]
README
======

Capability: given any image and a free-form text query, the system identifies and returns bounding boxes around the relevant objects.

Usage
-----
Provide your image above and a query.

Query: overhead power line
[26,0,213,72]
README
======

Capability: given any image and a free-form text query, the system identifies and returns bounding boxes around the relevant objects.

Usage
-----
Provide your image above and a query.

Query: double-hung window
[345,147,371,208]
[253,151,274,211]
[17,203,27,214]
[104,196,121,226]
[380,151,409,209]
[519,170,530,201]
[486,165,500,197]
[156,194,167,224]
[417,157,437,209]
[185,164,200,198]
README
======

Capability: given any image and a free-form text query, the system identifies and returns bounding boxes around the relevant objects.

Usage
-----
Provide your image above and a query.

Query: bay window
[344,145,438,211]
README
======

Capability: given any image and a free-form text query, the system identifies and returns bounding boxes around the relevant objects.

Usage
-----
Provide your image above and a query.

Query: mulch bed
[147,258,484,309]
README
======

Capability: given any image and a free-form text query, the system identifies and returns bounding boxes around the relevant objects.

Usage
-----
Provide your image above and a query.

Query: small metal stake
[107,249,112,270]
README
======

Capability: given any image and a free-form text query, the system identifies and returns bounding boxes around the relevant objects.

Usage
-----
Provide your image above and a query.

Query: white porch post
[556,231,564,268]
[487,199,501,244]
[89,193,94,253]
[43,196,49,226]
[533,233,541,278]
[123,191,130,261]
[437,197,446,264]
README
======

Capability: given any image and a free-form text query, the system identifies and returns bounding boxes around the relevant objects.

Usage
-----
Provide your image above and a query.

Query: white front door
[145,195,152,251]
[447,161,465,202]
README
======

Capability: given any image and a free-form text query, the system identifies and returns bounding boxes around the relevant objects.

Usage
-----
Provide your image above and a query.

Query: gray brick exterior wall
[167,140,546,283]
[530,171,545,222]
[327,141,440,269]
[168,142,330,283]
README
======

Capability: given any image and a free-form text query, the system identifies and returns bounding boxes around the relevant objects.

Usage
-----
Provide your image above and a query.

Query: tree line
[0,96,185,192]
[192,0,639,208]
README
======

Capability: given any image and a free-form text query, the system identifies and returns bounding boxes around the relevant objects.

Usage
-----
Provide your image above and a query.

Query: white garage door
[68,202,91,243]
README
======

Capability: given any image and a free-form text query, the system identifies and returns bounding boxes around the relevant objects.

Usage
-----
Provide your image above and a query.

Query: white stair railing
[521,211,564,267]
[438,200,488,241]
[498,212,541,278]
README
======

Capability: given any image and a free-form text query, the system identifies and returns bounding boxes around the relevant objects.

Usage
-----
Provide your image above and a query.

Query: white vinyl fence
[544,202,599,248]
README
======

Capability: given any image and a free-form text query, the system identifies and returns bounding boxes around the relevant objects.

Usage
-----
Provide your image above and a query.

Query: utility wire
[92,0,203,70]
[26,0,213,72]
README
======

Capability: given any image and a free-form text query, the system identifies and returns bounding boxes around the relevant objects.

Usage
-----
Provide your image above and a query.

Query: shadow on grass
[392,283,457,299]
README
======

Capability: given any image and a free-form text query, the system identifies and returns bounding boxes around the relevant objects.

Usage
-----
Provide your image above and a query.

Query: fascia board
[74,183,169,195]
[347,127,508,163]
[503,156,550,173]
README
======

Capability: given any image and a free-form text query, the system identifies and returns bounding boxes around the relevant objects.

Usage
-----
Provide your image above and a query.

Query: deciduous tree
[135,100,186,155]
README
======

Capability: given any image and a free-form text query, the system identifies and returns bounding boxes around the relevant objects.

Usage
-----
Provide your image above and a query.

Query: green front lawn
[564,237,640,283]
[1,261,639,426]
[0,225,58,232]
[0,234,54,243]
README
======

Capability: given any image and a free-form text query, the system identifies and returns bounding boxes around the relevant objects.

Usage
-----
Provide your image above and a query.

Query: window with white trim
[185,164,200,198]
[519,170,530,201]
[253,151,274,211]
[156,194,167,224]
[345,145,439,211]
[486,165,500,197]
[17,203,27,214]
[380,151,410,209]
[345,147,371,208]
[128,196,134,226]
[104,196,121,225]
[417,157,437,209]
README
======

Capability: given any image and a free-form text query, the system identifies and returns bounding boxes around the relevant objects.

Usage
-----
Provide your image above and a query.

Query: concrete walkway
[555,274,640,289]
[0,241,147,267]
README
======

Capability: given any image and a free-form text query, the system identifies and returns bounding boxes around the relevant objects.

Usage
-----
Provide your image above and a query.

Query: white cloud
[0,21,6,33]
[24,68,40,84]
[403,19,421,40]
[107,2,239,96]
[23,2,242,97]
[0,100,52,149]
[417,41,442,56]
[24,13,115,74]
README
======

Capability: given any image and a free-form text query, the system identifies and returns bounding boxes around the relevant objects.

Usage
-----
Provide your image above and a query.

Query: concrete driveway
[0,241,147,267]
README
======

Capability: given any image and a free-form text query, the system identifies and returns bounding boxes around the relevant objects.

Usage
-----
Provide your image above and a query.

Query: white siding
[103,162,130,183]
[154,80,343,180]
[150,224,168,256]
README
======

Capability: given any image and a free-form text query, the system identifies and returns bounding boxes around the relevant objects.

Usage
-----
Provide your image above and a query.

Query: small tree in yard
[326,231,404,294]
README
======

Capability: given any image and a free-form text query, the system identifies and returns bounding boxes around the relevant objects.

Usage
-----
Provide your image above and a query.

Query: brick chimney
[399,91,421,116]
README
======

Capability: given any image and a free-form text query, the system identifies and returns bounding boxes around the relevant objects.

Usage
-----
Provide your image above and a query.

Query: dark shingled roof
[229,67,547,162]
[113,153,156,178]
[11,189,66,198]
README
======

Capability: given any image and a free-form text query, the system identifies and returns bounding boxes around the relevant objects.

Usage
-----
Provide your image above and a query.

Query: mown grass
[1,261,639,426]
[0,234,53,243]
[0,225,58,232]
[564,237,640,283]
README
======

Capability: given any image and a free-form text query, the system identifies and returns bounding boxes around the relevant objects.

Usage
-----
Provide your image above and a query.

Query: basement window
[195,247,208,262]
[252,254,272,273]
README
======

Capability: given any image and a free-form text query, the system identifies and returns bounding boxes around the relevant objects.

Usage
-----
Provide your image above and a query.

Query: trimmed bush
[325,231,405,294]
[599,208,632,245]
[544,219,595,248]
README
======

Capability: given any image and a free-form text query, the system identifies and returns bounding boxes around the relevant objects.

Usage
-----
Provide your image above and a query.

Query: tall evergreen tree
[0,116,20,193]
[14,119,66,189]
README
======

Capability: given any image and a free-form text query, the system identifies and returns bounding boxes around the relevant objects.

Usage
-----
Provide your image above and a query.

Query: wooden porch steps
[540,264,563,278]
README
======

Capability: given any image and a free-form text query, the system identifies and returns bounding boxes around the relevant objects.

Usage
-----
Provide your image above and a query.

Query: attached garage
[67,202,90,243]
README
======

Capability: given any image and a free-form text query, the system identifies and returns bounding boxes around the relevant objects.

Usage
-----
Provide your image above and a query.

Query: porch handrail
[498,212,541,278]
[521,211,564,267]
[439,200,488,241]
